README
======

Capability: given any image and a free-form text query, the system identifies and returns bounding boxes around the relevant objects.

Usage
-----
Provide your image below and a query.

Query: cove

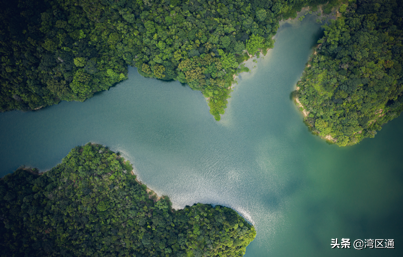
[1,14,403,257]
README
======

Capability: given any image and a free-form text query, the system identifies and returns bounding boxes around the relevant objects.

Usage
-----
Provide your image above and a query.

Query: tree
[256,9,267,22]
[234,41,245,54]
[70,69,92,99]
[295,0,403,146]
[220,36,231,49]
[74,57,86,67]
[153,64,166,79]
[0,144,256,256]
[246,34,265,55]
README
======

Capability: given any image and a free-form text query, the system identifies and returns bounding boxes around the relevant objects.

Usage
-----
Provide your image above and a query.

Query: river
[1,14,402,256]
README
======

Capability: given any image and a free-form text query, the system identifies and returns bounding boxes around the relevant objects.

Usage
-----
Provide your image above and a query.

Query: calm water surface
[1,15,402,256]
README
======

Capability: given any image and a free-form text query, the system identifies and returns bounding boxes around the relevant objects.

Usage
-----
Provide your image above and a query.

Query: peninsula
[0,143,256,256]
[293,0,403,146]
[1,0,401,145]
[1,0,343,120]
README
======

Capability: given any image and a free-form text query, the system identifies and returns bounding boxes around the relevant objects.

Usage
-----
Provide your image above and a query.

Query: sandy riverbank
[294,87,337,143]
[294,96,309,117]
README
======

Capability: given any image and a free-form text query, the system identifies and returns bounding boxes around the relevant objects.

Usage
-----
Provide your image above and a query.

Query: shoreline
[294,95,309,118]
[130,169,165,203]
[293,90,337,143]
[206,44,275,105]
[202,7,338,120]
[7,143,167,205]
[292,3,345,144]
[280,4,339,26]
[228,35,276,92]
[281,7,311,23]
[211,6,337,108]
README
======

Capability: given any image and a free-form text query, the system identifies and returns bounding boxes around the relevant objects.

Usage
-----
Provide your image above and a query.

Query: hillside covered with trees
[1,0,332,120]
[294,0,403,146]
[0,143,256,256]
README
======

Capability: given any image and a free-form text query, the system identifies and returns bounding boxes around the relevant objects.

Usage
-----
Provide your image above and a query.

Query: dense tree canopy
[0,0,331,120]
[0,143,256,256]
[294,0,403,146]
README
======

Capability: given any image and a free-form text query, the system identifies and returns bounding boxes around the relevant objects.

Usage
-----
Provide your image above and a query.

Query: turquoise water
[1,15,402,256]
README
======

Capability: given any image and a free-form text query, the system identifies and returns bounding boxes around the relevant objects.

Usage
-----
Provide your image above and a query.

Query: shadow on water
[311,27,325,47]
[262,193,281,211]
[278,22,292,30]
[281,177,305,198]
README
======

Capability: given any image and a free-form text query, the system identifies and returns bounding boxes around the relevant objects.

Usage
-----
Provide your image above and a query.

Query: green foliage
[322,0,343,14]
[218,50,238,71]
[296,0,403,146]
[246,34,265,56]
[153,64,166,79]
[0,144,256,256]
[0,0,294,119]
[339,4,348,13]
[256,9,267,22]
[74,57,86,68]
[0,0,362,121]
[234,41,246,55]
[96,200,110,212]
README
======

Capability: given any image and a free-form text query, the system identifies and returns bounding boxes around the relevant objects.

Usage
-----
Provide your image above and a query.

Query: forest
[1,0,332,120]
[294,0,403,146]
[0,143,256,256]
[4,0,398,143]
